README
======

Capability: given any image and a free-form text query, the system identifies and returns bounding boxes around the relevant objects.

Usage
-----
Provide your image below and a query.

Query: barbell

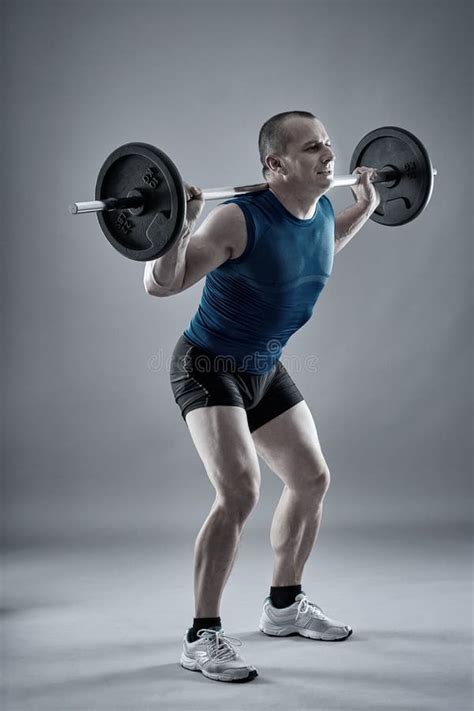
[69,126,436,262]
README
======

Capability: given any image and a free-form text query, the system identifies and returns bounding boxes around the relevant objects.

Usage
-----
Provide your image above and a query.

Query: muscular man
[144,111,380,683]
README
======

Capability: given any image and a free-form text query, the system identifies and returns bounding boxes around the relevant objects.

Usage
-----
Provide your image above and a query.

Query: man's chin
[314,174,333,193]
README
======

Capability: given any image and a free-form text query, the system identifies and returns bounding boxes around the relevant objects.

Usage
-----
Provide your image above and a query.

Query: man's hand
[334,167,382,254]
[350,167,380,210]
[184,182,205,230]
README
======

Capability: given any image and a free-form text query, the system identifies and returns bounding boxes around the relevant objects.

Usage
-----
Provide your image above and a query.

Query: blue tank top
[183,189,335,373]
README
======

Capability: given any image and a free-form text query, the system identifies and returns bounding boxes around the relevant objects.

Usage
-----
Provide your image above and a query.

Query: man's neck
[268,183,324,220]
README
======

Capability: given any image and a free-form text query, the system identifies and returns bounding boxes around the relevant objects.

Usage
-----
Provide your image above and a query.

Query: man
[144,111,380,683]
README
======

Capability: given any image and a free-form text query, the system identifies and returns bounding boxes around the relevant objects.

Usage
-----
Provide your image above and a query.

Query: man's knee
[297,461,330,500]
[315,464,330,497]
[216,468,260,523]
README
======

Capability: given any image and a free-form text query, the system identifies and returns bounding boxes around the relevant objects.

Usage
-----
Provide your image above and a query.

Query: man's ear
[266,154,287,175]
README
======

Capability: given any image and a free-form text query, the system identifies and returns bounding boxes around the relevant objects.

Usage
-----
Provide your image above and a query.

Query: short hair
[258,111,317,178]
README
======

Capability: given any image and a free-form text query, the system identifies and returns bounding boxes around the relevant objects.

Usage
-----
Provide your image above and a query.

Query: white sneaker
[259,592,352,641]
[180,628,258,683]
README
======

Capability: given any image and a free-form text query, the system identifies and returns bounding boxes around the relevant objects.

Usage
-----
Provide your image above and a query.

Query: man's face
[273,118,335,190]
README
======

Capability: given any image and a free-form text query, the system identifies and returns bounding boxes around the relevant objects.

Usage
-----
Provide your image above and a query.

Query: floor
[2,523,472,710]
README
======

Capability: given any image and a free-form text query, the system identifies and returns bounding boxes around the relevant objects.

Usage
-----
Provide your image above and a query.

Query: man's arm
[143,183,203,296]
[334,168,380,254]
[144,199,247,297]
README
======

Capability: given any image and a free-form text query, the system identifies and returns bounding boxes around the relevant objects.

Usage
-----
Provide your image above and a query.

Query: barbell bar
[69,168,416,216]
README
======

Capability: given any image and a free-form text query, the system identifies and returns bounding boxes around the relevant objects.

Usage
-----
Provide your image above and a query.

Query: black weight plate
[350,127,434,226]
[95,143,186,261]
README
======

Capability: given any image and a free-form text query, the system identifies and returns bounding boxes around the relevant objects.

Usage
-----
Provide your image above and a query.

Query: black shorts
[170,334,304,433]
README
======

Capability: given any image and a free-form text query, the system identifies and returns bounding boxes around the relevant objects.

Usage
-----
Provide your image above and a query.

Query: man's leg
[185,404,261,618]
[252,399,351,640]
[170,336,260,680]
[251,400,329,586]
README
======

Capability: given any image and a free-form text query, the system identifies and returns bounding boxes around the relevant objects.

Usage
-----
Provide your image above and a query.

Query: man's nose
[323,147,335,163]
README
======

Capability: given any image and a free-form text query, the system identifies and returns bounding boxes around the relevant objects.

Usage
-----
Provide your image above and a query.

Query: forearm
[334,200,377,254]
[144,227,192,296]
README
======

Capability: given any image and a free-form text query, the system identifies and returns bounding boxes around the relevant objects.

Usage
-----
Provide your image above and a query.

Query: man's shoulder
[320,194,335,215]
[205,202,248,261]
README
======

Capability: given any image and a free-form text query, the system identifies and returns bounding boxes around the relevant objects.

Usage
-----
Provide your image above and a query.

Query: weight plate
[350,126,434,226]
[95,143,186,261]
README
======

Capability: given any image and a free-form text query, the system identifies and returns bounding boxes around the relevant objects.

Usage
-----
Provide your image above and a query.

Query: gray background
[2,1,472,710]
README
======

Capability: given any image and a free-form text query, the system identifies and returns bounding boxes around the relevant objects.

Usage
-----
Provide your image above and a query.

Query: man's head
[258,111,335,192]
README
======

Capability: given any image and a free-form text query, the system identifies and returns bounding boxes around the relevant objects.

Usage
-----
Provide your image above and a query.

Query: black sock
[270,585,303,608]
[187,616,222,643]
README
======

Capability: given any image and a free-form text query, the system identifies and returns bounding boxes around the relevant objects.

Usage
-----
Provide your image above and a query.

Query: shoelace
[296,596,328,621]
[196,628,243,662]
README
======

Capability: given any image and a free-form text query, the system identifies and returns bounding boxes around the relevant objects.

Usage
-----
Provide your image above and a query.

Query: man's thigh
[186,405,261,496]
[251,400,328,488]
